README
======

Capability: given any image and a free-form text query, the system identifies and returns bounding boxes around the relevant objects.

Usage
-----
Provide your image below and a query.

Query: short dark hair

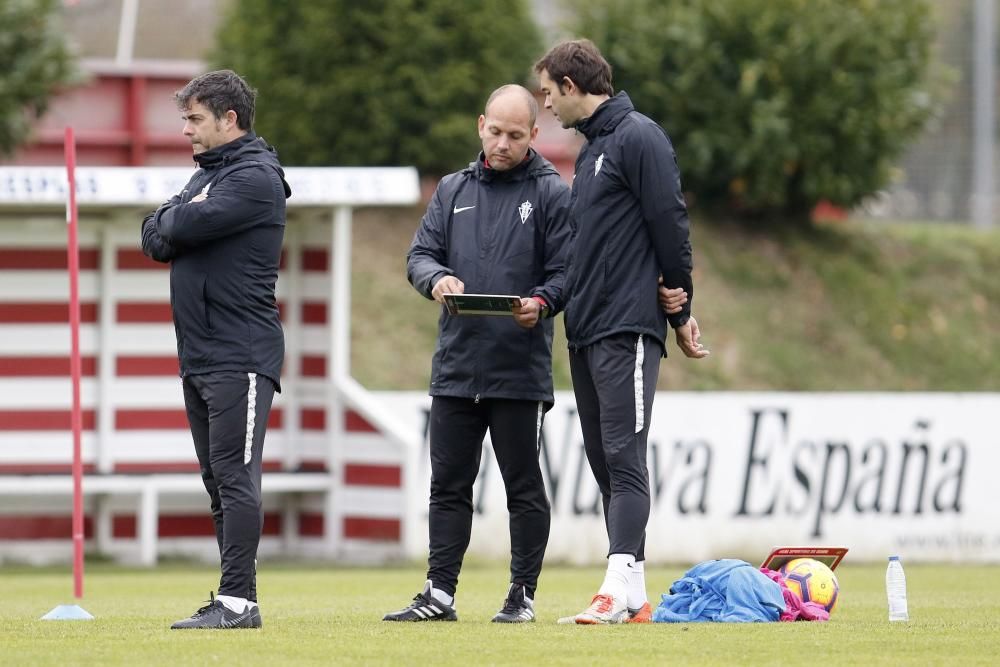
[534,39,613,96]
[175,70,257,131]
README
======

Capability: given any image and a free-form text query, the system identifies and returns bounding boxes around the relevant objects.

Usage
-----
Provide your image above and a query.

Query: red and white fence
[0,166,421,565]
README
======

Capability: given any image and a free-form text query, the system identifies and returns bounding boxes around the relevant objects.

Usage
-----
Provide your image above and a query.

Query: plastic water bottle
[886,555,909,622]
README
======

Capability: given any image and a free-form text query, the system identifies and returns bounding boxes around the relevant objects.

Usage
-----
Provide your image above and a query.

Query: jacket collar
[193,131,260,169]
[471,148,545,182]
[576,92,634,141]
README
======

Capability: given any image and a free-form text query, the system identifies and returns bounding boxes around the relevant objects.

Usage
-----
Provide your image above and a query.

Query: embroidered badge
[595,153,605,175]
[518,200,534,224]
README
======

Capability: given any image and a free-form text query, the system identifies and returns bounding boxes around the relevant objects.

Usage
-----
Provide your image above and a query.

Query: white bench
[0,472,334,565]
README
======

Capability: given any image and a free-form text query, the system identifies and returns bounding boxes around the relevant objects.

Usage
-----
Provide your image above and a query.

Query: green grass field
[2,561,998,665]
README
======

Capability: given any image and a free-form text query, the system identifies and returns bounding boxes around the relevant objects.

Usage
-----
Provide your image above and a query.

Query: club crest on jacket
[518,200,534,224]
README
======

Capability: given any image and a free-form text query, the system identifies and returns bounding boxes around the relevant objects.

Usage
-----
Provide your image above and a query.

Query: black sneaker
[249,605,262,628]
[170,592,257,629]
[382,580,457,622]
[491,583,535,623]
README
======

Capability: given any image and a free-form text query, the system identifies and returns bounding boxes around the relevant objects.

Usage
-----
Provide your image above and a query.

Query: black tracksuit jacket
[140,133,291,388]
[407,149,571,404]
[565,92,693,353]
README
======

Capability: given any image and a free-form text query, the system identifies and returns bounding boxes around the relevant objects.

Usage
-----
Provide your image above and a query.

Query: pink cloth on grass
[759,568,830,622]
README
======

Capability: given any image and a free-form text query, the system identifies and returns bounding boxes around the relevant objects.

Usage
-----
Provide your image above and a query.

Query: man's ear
[561,76,577,95]
[224,109,239,130]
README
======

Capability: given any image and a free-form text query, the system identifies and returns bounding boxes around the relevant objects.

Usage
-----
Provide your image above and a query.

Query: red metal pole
[65,126,84,600]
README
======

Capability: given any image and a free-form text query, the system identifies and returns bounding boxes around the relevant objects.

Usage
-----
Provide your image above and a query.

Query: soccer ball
[780,558,840,613]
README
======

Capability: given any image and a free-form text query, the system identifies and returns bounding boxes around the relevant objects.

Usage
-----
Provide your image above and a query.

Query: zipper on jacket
[474,393,480,404]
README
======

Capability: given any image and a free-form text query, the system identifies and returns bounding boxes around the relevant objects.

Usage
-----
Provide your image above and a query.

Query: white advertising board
[0,166,419,207]
[376,391,1000,564]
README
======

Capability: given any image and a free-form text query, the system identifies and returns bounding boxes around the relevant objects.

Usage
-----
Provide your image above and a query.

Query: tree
[0,0,77,157]
[570,0,941,221]
[213,0,541,176]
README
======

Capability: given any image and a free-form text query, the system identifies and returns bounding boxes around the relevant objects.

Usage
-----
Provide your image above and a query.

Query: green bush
[569,0,940,220]
[213,0,541,176]
[0,0,77,156]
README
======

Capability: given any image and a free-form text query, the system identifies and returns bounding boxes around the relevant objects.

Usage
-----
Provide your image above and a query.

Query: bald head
[478,84,540,171]
[485,84,538,129]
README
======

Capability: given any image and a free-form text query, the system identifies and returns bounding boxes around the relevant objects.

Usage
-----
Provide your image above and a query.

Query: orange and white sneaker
[574,594,628,625]
[626,602,652,623]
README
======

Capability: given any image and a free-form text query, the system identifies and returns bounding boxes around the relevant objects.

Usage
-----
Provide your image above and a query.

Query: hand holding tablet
[443,293,521,316]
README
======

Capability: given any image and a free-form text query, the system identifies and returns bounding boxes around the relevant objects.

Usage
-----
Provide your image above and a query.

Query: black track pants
[426,396,551,598]
[183,371,275,601]
[569,333,661,560]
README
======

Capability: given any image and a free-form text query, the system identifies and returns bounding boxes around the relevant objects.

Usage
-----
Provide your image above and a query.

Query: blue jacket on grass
[653,559,786,622]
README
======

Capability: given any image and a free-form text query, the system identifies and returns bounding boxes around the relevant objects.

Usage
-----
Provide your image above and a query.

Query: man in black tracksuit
[140,70,290,630]
[383,85,571,624]
[536,40,710,624]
